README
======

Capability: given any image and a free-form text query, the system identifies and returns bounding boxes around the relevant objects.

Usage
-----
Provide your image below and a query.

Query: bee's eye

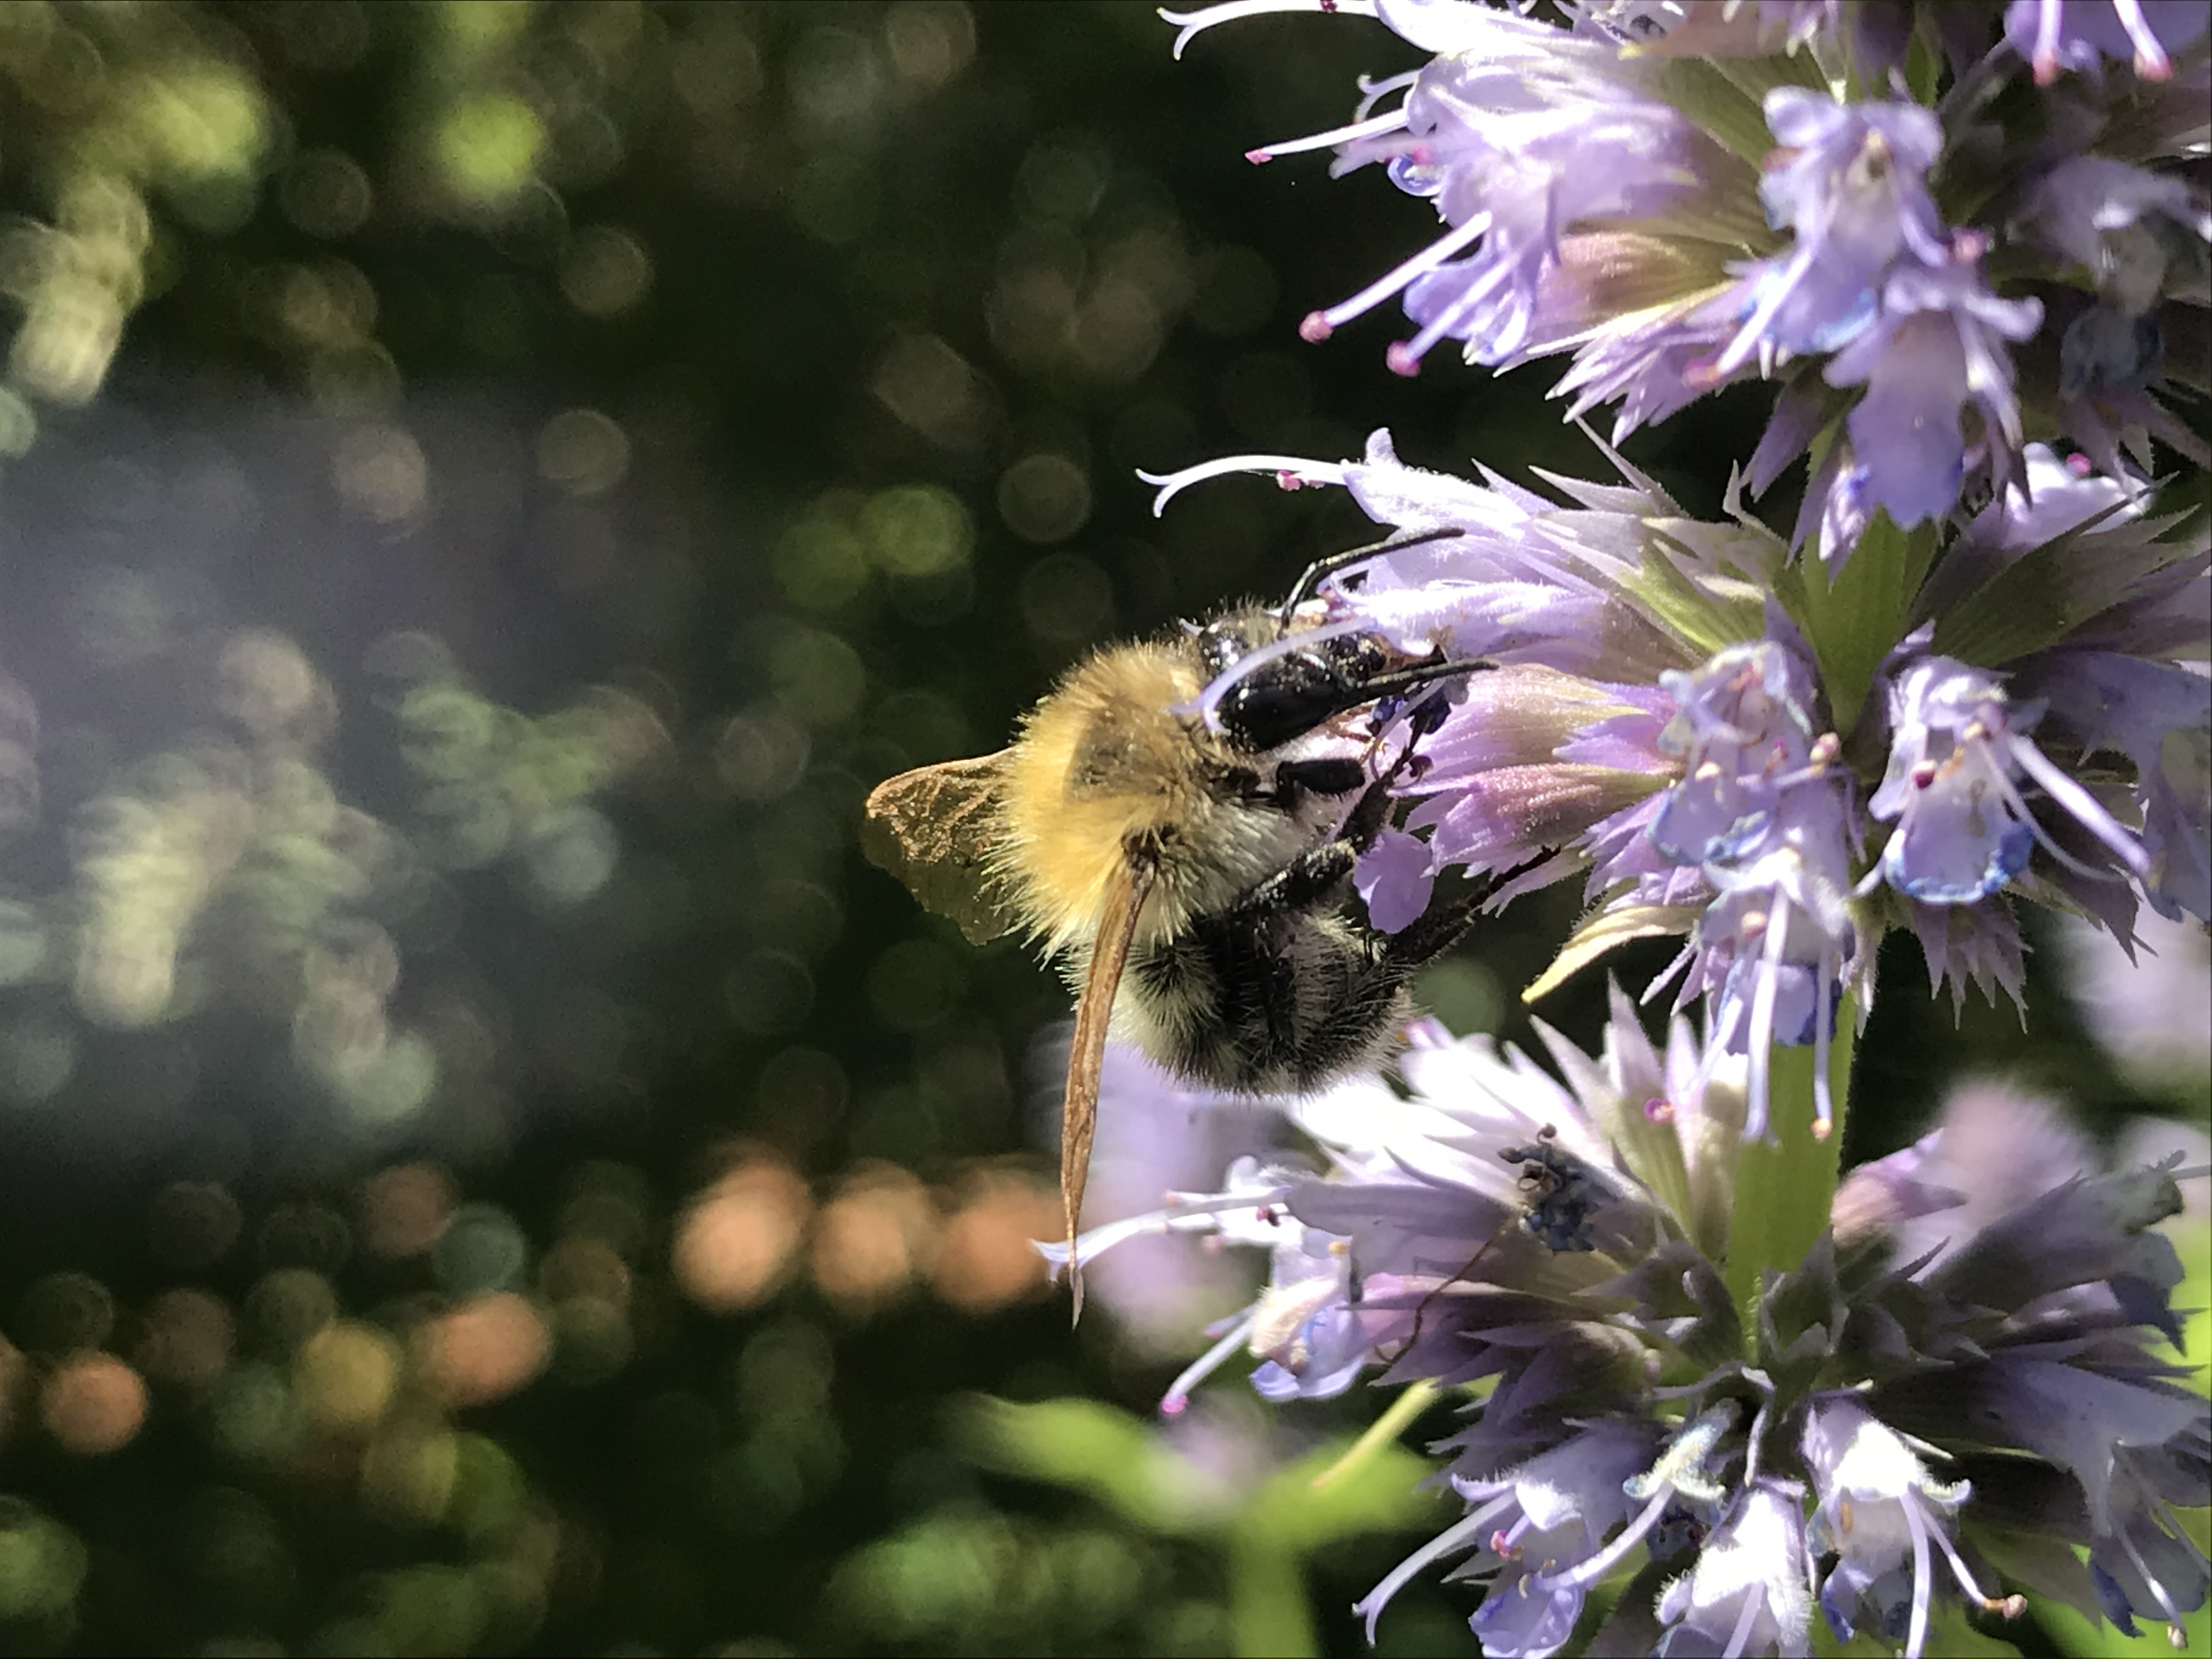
[1219,651,1347,752]
[1196,618,1266,679]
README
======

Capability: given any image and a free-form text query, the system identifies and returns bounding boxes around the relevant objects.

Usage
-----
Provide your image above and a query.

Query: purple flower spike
[1649,641,1823,867]
[2021,157,2212,314]
[2032,652,2212,922]
[1802,1394,2010,1654]
[2005,0,2210,83]
[1652,1477,1813,1659]
[1356,1420,1658,1652]
[1170,0,1720,376]
[1691,809,1860,1141]
[1709,91,1946,381]
[1871,658,2154,904]
[1965,441,2145,552]
[1824,261,2044,528]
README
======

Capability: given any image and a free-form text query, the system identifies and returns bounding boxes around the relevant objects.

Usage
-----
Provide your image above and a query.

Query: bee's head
[1193,610,1421,755]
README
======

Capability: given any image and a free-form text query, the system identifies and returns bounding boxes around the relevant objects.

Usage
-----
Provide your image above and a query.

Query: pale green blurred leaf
[955,1393,1442,1556]
[951,1395,1220,1538]
[1234,1435,1441,1559]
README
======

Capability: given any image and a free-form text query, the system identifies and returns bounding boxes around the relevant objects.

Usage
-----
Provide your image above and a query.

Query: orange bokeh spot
[41,1353,149,1455]
[930,1171,1056,1313]
[810,1164,935,1314]
[672,1156,811,1313]
[414,1293,551,1408]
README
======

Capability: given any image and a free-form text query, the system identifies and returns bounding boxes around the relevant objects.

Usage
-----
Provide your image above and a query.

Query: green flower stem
[1724,996,1857,1335]
[1308,1379,1440,1492]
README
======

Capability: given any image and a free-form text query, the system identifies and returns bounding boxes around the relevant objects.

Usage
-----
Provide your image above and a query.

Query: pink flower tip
[1160,1393,1189,1418]
[1299,311,1334,343]
[1245,148,1274,165]
[1643,1097,1675,1124]
[1276,470,1307,492]
[1385,342,1421,377]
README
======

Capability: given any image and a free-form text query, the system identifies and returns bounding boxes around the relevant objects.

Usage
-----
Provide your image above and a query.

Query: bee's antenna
[1281,526,1467,614]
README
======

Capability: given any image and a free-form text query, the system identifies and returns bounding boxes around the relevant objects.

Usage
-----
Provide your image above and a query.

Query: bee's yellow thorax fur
[994,642,1207,953]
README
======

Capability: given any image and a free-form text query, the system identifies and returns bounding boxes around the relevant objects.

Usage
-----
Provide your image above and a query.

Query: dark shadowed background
[0,4,2199,1655]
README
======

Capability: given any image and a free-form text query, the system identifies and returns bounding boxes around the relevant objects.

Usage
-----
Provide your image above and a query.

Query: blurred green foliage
[0,3,2196,1655]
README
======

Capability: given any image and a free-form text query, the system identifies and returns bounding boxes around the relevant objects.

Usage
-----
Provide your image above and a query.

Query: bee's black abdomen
[1128,912,1415,1094]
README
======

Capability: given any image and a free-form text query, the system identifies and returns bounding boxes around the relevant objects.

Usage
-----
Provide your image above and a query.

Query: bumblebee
[862,547,1485,1311]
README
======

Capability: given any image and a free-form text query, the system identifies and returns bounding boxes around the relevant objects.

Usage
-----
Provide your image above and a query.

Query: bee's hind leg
[1381,884,1481,967]
[1383,854,1551,967]
[1337,771,1402,854]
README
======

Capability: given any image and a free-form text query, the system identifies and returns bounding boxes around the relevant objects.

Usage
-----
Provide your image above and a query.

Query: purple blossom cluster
[1144,429,2208,1139]
[1056,1001,2208,1656]
[1072,5,2212,1656]
[1166,0,2210,545]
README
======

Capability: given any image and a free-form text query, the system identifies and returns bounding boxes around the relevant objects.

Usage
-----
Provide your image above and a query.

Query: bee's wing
[860,753,1020,945]
[1058,851,1156,1323]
